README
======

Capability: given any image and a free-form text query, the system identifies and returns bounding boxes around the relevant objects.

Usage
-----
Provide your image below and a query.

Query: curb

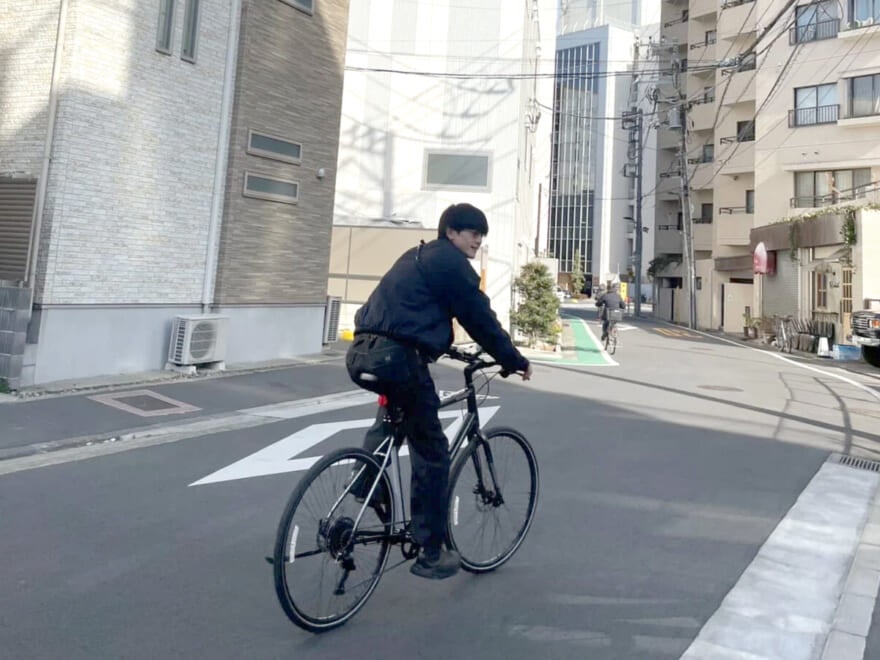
[0,389,375,465]
[821,485,880,659]
[0,351,348,402]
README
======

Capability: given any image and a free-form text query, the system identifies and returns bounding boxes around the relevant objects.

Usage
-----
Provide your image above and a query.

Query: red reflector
[378,395,389,407]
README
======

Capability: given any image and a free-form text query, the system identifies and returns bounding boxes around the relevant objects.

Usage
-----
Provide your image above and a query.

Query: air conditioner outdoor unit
[167,314,229,367]
[323,296,342,344]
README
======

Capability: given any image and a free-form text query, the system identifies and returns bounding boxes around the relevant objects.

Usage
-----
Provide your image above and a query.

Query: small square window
[279,0,314,15]
[243,172,299,204]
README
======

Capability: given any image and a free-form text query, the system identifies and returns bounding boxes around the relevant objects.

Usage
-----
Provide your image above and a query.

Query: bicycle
[774,315,793,353]
[603,309,623,355]
[270,346,539,633]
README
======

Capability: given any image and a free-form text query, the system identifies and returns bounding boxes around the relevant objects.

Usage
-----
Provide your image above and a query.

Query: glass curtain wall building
[549,42,600,289]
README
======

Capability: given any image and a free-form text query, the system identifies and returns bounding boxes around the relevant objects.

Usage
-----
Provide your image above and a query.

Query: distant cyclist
[595,283,626,342]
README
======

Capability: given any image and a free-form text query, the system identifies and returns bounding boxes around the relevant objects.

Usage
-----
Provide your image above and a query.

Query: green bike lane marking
[529,316,618,367]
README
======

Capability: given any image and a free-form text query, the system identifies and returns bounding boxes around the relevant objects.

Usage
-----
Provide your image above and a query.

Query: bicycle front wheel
[447,427,539,573]
[273,447,393,633]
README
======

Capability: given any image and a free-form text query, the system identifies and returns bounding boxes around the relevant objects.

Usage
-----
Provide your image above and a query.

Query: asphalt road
[2,312,879,659]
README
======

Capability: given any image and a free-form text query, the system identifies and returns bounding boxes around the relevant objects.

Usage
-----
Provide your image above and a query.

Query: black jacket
[595,292,625,320]
[354,238,529,373]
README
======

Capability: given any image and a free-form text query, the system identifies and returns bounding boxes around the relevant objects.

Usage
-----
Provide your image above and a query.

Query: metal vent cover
[831,453,880,473]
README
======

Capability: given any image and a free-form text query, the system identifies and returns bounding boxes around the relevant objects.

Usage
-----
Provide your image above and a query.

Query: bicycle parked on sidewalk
[269,346,539,633]
[774,315,794,353]
[603,308,624,355]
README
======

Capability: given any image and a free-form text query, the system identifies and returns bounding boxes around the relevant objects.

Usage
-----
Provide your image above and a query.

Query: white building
[331,0,557,331]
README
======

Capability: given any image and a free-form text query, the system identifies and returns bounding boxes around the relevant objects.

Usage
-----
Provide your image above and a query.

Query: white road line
[576,318,619,367]
[666,323,880,404]
[189,406,500,486]
[682,461,880,659]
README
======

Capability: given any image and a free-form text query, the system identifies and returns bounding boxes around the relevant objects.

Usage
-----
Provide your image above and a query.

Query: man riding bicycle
[595,283,626,342]
[345,203,532,580]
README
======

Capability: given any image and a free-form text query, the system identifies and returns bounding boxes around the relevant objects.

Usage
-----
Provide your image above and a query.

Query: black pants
[362,362,448,551]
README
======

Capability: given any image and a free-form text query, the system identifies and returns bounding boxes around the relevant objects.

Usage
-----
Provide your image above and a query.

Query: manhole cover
[697,385,744,392]
[89,390,201,417]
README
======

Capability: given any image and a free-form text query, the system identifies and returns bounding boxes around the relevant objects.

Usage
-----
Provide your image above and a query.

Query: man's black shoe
[410,548,461,580]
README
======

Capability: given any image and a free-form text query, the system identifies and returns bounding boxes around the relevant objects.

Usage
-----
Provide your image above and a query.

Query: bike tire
[447,427,539,573]
[273,447,394,633]
[609,326,618,355]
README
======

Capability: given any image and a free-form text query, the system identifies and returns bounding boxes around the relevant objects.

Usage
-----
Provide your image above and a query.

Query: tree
[511,261,559,346]
[571,249,586,295]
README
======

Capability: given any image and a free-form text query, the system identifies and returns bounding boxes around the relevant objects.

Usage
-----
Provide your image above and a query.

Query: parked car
[555,287,570,303]
[852,303,880,367]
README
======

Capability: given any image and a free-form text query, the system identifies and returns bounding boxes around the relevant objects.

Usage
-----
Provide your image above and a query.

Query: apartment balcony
[788,104,839,127]
[719,68,755,104]
[662,11,689,44]
[691,162,716,190]
[655,225,683,254]
[690,0,716,20]
[691,100,716,131]
[693,219,713,251]
[657,126,680,150]
[716,206,752,245]
[718,139,754,174]
[789,18,839,44]
[718,0,757,39]
[657,174,681,199]
[839,18,880,38]
[688,39,716,63]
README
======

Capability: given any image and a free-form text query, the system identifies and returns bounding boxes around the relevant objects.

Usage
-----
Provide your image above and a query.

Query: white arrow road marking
[189,406,499,486]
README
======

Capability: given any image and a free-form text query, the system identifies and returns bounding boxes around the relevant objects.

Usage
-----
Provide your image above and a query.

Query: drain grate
[831,453,880,473]
[697,385,744,392]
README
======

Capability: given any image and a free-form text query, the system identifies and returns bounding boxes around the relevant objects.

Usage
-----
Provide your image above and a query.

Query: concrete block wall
[0,287,31,389]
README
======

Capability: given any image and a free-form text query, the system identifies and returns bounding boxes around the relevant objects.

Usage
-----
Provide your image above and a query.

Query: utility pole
[623,37,645,317]
[633,108,644,317]
[671,52,697,329]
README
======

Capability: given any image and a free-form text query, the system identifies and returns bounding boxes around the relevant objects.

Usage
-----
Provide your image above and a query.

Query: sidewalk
[0,346,359,459]
[690,327,880,383]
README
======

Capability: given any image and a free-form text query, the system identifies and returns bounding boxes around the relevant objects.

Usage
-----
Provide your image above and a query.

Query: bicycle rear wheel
[608,326,618,355]
[447,427,539,573]
[273,447,394,633]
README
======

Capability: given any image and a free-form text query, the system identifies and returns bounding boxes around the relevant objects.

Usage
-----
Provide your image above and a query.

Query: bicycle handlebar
[444,345,512,378]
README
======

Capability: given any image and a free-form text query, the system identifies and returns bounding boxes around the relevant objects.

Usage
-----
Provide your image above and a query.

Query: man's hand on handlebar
[521,363,533,381]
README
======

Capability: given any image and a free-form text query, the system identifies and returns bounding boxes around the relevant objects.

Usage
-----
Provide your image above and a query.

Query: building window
[702,143,714,162]
[736,120,755,142]
[849,0,880,25]
[814,270,828,308]
[279,0,314,14]
[791,1,839,43]
[745,189,755,213]
[247,130,302,164]
[697,203,713,223]
[849,74,880,117]
[792,168,871,207]
[790,84,838,126]
[423,151,491,191]
[703,86,715,103]
[156,0,175,54]
[243,172,299,204]
[181,0,200,62]
[705,30,717,44]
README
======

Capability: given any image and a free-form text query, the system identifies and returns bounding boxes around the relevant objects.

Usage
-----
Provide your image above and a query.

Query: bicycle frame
[341,356,496,539]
